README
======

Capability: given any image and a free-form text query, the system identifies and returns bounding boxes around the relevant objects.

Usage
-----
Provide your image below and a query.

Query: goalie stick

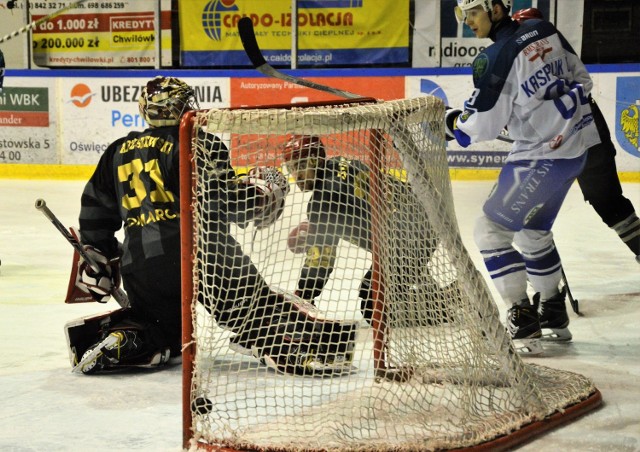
[35,198,130,308]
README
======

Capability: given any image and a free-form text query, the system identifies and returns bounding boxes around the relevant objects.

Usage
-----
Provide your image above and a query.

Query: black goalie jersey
[296,156,438,301]
[79,125,183,274]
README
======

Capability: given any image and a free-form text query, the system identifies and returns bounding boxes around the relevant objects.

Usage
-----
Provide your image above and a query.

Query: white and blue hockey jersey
[456,18,601,161]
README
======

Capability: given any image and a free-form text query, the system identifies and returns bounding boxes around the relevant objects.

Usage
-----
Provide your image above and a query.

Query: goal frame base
[188,390,602,452]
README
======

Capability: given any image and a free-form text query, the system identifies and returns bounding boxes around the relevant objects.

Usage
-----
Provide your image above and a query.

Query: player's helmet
[283,135,326,164]
[512,7,543,24]
[455,0,511,22]
[139,76,198,127]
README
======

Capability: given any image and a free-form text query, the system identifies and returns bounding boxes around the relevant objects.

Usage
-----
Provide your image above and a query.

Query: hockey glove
[444,108,471,148]
[239,166,290,230]
[287,220,314,254]
[77,246,121,303]
[444,108,461,141]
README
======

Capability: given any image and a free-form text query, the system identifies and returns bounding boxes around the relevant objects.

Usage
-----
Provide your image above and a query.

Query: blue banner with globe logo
[180,0,409,67]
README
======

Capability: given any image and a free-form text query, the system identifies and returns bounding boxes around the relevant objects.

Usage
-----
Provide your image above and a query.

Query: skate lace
[506,308,519,336]
[538,302,546,318]
[290,346,317,368]
[108,332,126,360]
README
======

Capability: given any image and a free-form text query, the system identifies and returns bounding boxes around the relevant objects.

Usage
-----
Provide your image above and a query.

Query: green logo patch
[473,54,489,81]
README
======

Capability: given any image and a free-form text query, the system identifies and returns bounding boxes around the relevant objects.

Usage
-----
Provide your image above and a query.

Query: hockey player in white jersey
[445,0,601,354]
[512,7,640,264]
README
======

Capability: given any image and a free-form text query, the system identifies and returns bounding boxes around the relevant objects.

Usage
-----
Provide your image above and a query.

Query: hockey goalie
[64,75,357,376]
[194,138,358,376]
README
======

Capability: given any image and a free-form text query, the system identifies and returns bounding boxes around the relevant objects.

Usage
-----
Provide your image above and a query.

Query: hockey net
[179,96,601,451]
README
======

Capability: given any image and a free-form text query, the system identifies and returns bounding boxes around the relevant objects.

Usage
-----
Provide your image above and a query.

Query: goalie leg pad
[257,323,357,377]
[233,290,359,376]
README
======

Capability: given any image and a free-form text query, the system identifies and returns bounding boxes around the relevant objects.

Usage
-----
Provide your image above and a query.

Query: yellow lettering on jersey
[145,159,175,203]
[159,140,174,154]
[118,158,175,209]
[119,136,160,154]
[118,159,145,210]
[304,245,337,268]
[354,171,370,201]
[125,208,180,228]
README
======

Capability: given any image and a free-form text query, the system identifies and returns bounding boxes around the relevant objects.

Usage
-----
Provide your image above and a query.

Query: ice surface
[0,178,638,451]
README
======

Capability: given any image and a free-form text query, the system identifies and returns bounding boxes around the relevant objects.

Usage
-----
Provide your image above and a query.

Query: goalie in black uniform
[69,76,356,376]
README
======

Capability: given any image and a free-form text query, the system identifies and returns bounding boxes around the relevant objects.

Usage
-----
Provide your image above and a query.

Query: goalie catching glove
[239,166,290,229]
[76,246,122,303]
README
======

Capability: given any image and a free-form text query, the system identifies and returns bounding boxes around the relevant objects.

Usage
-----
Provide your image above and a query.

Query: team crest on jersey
[523,38,552,62]
[549,135,563,150]
[615,76,640,158]
[472,54,489,82]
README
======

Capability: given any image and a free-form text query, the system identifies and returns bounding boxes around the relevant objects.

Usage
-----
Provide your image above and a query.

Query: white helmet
[455,0,511,22]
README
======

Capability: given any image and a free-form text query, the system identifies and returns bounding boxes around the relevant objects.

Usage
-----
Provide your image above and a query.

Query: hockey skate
[533,288,572,342]
[257,296,358,376]
[73,330,170,374]
[506,300,543,356]
[258,330,356,377]
[74,330,140,374]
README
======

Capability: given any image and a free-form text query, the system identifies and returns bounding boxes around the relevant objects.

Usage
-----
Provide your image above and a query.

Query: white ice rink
[0,178,638,451]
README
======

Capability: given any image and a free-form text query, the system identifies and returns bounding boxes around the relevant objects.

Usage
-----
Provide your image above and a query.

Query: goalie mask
[139,76,198,127]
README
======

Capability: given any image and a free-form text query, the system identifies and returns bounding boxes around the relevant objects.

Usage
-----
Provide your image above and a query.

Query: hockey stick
[561,267,580,315]
[239,18,413,382]
[35,198,130,308]
[0,0,90,44]
[238,17,513,145]
[551,239,580,315]
[238,17,364,100]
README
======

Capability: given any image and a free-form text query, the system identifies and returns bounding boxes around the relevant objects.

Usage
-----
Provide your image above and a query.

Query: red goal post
[179,96,601,451]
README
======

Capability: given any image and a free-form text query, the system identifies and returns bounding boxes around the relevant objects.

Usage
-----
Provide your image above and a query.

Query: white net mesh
[182,97,598,451]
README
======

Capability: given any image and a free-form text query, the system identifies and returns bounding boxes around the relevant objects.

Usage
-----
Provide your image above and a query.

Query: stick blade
[238,17,267,68]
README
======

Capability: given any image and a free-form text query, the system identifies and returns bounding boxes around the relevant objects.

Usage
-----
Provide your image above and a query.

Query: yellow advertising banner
[30,0,172,68]
[180,0,409,67]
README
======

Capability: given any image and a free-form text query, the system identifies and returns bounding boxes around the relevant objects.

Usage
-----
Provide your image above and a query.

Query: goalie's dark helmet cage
[139,76,198,127]
[283,135,326,163]
[512,7,543,23]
